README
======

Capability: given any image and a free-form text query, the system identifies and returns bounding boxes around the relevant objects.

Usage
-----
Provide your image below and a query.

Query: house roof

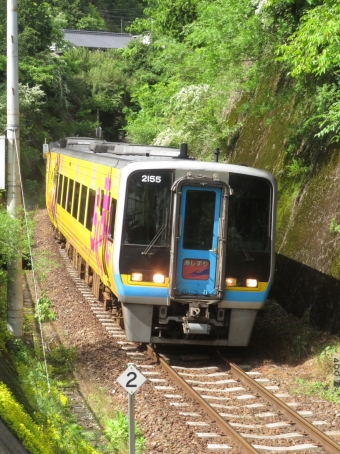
[61,29,135,49]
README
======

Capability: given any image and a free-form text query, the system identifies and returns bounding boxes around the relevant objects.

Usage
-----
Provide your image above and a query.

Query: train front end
[114,160,276,346]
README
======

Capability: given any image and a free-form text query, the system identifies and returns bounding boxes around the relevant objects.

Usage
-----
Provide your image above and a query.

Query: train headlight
[153,273,165,284]
[225,277,237,287]
[131,272,143,282]
[246,279,258,288]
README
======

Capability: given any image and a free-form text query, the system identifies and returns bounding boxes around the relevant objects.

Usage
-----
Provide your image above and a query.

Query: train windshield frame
[227,174,272,254]
[123,170,174,247]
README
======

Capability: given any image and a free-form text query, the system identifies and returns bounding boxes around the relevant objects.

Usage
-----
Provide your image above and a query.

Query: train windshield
[183,190,216,250]
[227,174,272,253]
[123,170,173,246]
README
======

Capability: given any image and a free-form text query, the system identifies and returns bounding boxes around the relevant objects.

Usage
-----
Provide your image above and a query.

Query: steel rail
[146,345,258,454]
[218,354,340,454]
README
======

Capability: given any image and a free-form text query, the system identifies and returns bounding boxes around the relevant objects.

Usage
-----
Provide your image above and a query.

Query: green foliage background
[1,0,339,316]
[2,0,338,197]
[0,0,339,320]
[2,0,340,449]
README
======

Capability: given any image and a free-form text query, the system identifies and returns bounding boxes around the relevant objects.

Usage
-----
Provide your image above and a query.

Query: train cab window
[108,198,117,241]
[183,190,216,250]
[227,174,271,253]
[78,185,87,225]
[123,170,173,246]
[72,181,80,219]
[66,179,74,214]
[57,174,63,205]
[62,177,68,209]
[86,189,96,231]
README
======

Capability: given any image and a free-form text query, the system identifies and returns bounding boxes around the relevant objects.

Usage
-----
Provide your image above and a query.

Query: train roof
[49,137,186,169]
[49,137,276,183]
[50,137,180,157]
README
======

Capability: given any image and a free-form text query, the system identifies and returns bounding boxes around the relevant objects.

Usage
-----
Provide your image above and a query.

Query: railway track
[145,346,340,453]
[57,241,340,453]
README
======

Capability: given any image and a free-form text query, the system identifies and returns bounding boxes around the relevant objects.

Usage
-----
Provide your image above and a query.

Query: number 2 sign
[117,363,147,395]
[117,364,147,453]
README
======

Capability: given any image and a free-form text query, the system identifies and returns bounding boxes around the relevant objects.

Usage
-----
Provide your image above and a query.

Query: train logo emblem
[182,259,210,280]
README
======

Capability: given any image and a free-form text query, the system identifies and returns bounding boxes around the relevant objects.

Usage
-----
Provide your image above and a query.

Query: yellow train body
[46,148,119,295]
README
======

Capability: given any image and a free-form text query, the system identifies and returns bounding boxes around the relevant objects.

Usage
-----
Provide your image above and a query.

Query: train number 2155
[142,175,162,183]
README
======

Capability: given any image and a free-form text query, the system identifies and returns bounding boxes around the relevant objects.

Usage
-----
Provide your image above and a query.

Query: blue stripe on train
[114,274,168,298]
[224,283,271,302]
[114,274,272,303]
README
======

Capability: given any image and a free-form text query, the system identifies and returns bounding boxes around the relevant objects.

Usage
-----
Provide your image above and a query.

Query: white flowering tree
[153,84,224,159]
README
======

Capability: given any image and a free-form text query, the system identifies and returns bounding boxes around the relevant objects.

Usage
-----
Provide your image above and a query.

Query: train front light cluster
[131,272,143,282]
[225,278,237,287]
[130,272,165,284]
[246,278,258,288]
[153,273,165,283]
[225,277,258,288]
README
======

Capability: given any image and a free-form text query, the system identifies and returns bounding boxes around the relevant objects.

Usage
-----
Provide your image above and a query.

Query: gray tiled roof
[62,29,135,49]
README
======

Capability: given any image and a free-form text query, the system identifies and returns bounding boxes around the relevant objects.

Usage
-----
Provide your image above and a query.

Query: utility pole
[7,0,23,337]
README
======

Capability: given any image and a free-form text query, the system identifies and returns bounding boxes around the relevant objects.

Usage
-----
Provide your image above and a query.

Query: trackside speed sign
[117,364,146,395]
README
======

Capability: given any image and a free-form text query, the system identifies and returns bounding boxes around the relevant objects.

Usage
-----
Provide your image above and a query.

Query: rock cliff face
[226,73,340,335]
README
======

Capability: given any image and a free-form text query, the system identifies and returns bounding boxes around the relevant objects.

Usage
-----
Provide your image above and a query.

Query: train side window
[66,179,74,214]
[108,198,117,241]
[100,189,104,214]
[62,177,68,209]
[78,185,87,225]
[57,174,63,205]
[72,181,80,219]
[86,189,96,231]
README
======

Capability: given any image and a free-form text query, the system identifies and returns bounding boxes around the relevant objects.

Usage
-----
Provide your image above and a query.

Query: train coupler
[182,321,210,335]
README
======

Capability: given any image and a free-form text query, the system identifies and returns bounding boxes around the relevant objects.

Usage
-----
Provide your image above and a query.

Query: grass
[294,378,340,404]
[47,345,77,375]
[75,373,146,453]
[276,338,340,404]
[35,292,57,322]
[104,411,146,454]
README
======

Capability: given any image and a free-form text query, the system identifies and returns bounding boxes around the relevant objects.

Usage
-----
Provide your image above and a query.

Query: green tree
[124,0,275,155]
[132,0,199,39]
[277,0,340,77]
[18,0,53,56]
[276,0,340,141]
[74,4,108,31]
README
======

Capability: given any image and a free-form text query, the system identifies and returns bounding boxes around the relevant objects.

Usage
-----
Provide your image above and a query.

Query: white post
[128,392,135,454]
[7,0,23,337]
[0,136,5,189]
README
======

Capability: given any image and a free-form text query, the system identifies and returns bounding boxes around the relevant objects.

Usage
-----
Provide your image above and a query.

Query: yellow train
[45,137,276,346]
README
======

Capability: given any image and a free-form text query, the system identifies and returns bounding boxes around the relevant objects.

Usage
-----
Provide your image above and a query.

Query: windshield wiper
[231,227,253,261]
[141,224,166,255]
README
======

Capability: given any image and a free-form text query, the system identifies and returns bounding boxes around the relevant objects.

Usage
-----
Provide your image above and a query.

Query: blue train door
[175,186,222,298]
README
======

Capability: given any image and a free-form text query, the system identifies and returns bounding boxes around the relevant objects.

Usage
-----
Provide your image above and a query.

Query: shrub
[0,382,53,454]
